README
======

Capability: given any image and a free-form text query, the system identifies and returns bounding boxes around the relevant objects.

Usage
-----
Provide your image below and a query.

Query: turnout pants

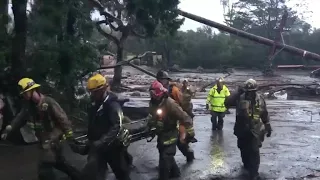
[157,143,180,180]
[38,144,80,180]
[81,144,131,180]
[177,138,194,162]
[210,111,225,130]
[237,135,261,179]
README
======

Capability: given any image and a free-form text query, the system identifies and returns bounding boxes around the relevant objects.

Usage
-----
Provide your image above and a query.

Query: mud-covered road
[1,98,320,180]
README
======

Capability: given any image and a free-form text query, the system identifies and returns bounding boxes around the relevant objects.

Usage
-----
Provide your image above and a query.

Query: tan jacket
[10,95,73,144]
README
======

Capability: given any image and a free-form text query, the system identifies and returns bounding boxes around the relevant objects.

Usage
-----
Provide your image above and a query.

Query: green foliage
[127,0,184,36]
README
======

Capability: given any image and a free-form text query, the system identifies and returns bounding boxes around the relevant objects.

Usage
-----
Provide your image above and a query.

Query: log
[177,10,320,61]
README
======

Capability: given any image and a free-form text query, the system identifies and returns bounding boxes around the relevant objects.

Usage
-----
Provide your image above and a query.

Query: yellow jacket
[206,85,230,112]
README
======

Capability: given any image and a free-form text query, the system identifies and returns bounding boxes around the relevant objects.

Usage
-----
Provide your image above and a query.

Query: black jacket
[87,92,122,147]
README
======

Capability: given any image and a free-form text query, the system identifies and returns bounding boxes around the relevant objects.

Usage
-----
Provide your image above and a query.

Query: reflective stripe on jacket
[206,85,230,112]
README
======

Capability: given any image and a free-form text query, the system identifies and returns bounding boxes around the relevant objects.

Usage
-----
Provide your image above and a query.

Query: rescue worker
[206,77,230,130]
[71,74,131,180]
[181,79,188,93]
[179,79,195,118]
[225,78,272,180]
[0,78,79,180]
[149,80,194,180]
[157,71,195,163]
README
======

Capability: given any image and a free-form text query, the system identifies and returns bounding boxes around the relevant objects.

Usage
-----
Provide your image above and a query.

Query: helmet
[244,78,257,91]
[156,70,171,80]
[216,77,224,83]
[18,78,41,94]
[87,74,108,91]
[149,80,168,98]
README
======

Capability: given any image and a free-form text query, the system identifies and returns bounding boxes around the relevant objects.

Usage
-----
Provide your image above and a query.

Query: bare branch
[131,29,147,38]
[96,21,119,45]
[98,19,120,31]
[113,0,125,11]
[88,0,124,26]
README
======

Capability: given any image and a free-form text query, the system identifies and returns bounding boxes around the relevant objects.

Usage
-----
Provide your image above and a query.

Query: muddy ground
[1,68,320,180]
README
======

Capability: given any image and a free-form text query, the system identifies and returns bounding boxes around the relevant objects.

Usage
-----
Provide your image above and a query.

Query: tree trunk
[0,0,8,38]
[58,5,77,112]
[0,0,9,65]
[11,0,27,82]
[113,43,123,87]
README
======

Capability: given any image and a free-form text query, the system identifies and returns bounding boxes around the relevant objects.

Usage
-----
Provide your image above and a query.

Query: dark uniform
[149,96,194,180]
[4,95,79,180]
[225,79,272,180]
[79,92,131,180]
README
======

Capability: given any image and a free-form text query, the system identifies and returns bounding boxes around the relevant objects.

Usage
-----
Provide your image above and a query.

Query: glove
[265,123,272,137]
[205,104,209,110]
[237,86,245,94]
[1,125,12,140]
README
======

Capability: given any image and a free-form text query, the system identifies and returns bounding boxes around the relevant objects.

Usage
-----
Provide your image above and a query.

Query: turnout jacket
[87,92,124,148]
[149,97,193,146]
[9,95,73,144]
[225,91,270,139]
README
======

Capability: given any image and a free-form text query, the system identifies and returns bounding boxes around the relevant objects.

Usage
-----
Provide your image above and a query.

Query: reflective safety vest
[206,85,230,112]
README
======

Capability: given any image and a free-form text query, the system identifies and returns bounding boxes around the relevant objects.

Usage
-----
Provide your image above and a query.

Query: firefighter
[157,71,195,163]
[206,77,230,130]
[225,78,272,180]
[149,80,194,180]
[71,74,131,180]
[181,79,188,93]
[0,78,80,180]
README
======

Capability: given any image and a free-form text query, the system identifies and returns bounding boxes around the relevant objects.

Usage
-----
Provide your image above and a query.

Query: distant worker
[225,78,272,180]
[206,77,230,130]
[1,78,79,180]
[156,71,196,163]
[180,79,189,93]
[180,79,195,118]
[148,80,194,179]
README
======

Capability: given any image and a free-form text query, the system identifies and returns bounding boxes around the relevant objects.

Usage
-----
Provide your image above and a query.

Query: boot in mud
[169,167,181,179]
[186,151,195,163]
[250,173,261,180]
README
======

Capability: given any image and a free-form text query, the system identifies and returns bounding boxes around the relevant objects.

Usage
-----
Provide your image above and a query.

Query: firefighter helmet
[244,78,257,91]
[18,78,41,94]
[87,74,108,91]
[156,70,171,80]
[149,80,168,98]
[216,77,224,83]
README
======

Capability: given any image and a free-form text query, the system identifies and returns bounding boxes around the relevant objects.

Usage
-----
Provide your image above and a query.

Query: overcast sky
[178,0,320,31]
[9,0,320,31]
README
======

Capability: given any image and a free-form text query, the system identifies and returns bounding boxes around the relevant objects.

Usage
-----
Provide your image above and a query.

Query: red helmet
[149,80,168,98]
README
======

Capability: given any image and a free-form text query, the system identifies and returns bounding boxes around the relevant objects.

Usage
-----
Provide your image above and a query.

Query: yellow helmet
[18,78,41,94]
[87,74,108,91]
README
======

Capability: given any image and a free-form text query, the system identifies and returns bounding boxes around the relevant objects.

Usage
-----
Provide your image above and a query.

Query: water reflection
[209,131,225,172]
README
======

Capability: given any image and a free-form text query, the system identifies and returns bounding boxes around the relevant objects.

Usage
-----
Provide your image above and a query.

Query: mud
[1,69,320,180]
[1,98,320,180]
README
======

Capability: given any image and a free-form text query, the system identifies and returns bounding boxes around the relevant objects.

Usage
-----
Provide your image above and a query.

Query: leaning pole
[177,10,320,61]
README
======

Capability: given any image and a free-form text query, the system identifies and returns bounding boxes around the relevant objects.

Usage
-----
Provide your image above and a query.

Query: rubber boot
[250,173,261,180]
[217,120,223,130]
[211,119,217,130]
[186,151,195,163]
